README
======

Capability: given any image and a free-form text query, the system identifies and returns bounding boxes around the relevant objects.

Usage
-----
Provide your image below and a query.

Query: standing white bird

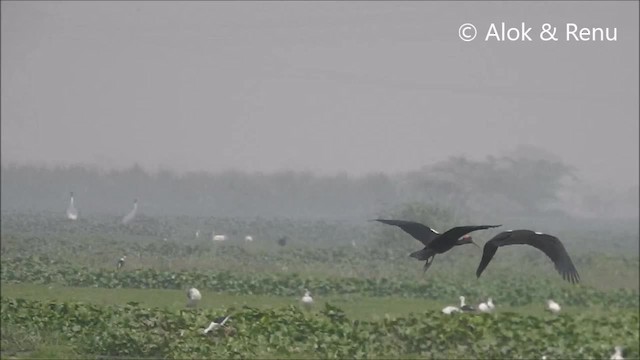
[459,296,475,312]
[203,315,230,334]
[610,346,624,360]
[195,230,200,239]
[244,235,254,242]
[117,256,126,269]
[478,298,495,313]
[66,192,78,220]
[122,199,138,225]
[441,305,461,315]
[546,299,561,314]
[186,287,202,307]
[301,289,313,310]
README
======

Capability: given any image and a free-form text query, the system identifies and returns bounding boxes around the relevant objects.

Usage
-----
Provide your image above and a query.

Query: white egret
[66,192,78,220]
[441,306,461,315]
[211,228,227,242]
[244,235,254,242]
[122,199,138,225]
[203,316,230,334]
[187,287,202,307]
[546,299,561,314]
[478,298,495,313]
[117,256,126,269]
[610,346,624,360]
[301,289,313,310]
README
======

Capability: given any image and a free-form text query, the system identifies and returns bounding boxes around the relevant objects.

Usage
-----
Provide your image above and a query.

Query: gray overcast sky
[2,1,638,189]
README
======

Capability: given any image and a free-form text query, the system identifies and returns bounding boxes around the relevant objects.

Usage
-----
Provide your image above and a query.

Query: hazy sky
[2,1,638,189]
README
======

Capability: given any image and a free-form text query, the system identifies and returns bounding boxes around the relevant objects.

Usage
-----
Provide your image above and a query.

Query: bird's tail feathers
[410,248,433,261]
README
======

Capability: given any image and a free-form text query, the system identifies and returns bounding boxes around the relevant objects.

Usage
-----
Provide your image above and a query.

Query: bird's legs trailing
[423,255,436,273]
[410,247,436,273]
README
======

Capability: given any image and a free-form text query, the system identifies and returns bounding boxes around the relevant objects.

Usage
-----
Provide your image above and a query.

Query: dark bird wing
[476,230,580,284]
[461,305,475,312]
[431,225,502,247]
[373,219,440,246]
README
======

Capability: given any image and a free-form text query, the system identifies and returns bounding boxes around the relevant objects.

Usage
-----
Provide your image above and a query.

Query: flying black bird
[476,230,580,284]
[373,219,501,273]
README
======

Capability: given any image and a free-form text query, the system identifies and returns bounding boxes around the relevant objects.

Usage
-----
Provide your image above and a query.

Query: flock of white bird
[66,193,625,359]
[441,296,559,315]
[184,286,315,335]
[66,193,256,243]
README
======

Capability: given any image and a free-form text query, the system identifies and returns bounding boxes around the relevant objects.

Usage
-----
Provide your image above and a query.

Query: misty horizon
[2,2,638,193]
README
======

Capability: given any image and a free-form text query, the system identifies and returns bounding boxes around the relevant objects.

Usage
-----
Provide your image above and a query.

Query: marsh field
[0,210,638,359]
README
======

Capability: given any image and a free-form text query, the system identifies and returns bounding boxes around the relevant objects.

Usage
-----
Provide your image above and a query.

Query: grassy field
[4,283,615,320]
[1,213,638,359]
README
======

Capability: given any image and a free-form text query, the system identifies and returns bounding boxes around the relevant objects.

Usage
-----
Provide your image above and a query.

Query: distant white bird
[610,346,624,360]
[244,235,254,242]
[441,305,461,315]
[546,299,561,314]
[203,315,230,334]
[301,289,313,310]
[195,230,200,239]
[459,296,475,312]
[122,199,138,225]
[117,256,126,269]
[212,234,228,242]
[211,228,227,242]
[351,240,357,248]
[66,192,78,220]
[186,287,202,307]
[478,297,495,313]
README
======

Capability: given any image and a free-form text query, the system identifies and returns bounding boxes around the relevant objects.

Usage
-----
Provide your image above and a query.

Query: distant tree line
[1,154,577,221]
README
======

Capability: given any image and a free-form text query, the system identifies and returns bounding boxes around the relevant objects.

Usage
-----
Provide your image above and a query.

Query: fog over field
[1,2,638,224]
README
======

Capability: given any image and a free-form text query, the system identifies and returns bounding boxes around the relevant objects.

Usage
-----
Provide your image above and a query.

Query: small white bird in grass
[244,235,254,242]
[441,305,461,315]
[459,296,475,312]
[66,192,78,220]
[546,299,561,314]
[186,287,202,307]
[478,298,495,313]
[117,256,126,269]
[203,315,230,334]
[610,346,624,360]
[301,289,313,310]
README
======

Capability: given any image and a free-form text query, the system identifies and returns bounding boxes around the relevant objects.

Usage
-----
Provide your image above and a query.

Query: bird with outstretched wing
[476,230,580,284]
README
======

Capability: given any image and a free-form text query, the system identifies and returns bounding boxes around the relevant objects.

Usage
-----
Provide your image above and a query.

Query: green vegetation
[1,298,638,359]
[1,212,638,359]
